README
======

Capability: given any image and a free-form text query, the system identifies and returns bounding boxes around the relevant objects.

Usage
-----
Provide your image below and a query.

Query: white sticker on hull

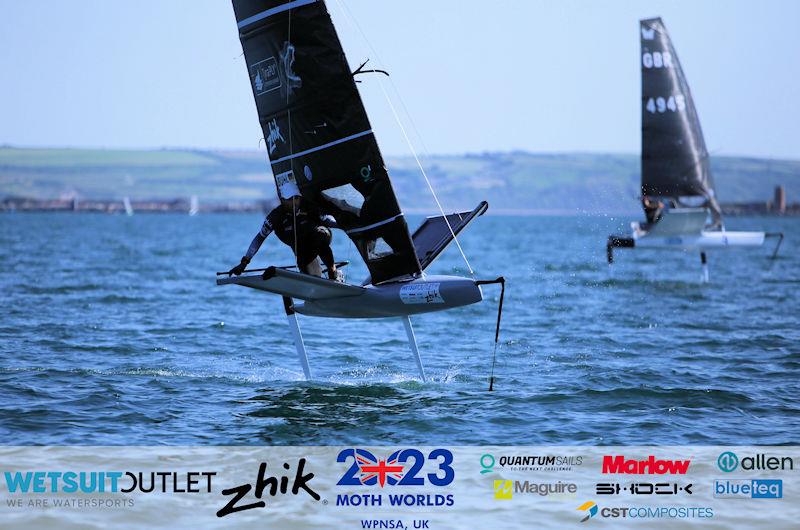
[399,283,444,305]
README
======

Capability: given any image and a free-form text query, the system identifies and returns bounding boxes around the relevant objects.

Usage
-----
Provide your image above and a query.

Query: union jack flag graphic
[355,449,405,487]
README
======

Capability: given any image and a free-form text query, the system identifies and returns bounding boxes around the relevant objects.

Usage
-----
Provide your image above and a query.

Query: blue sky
[1,0,798,158]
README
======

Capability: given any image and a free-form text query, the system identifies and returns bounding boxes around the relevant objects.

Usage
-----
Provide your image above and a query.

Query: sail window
[367,238,394,260]
[321,184,364,216]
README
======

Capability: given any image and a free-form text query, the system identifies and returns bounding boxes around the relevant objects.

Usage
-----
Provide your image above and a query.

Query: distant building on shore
[721,185,798,216]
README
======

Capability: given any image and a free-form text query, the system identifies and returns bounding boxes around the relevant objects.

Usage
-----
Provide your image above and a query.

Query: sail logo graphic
[602,455,690,474]
[641,25,656,40]
[399,283,444,305]
[280,41,302,95]
[336,449,454,488]
[267,120,286,154]
[250,57,281,95]
[577,501,598,522]
[493,480,513,500]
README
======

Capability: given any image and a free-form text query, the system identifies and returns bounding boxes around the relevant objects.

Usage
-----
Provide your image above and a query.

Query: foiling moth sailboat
[217,0,504,383]
[607,17,783,281]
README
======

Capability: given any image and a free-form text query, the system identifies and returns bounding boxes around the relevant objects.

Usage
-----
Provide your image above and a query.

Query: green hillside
[1,147,798,213]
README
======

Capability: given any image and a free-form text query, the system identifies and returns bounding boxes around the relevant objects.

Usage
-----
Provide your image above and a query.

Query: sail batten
[640,17,722,225]
[232,0,421,284]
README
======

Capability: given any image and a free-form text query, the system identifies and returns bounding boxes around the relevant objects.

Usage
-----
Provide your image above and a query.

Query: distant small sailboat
[217,0,504,385]
[123,196,134,216]
[189,195,199,216]
[607,18,783,281]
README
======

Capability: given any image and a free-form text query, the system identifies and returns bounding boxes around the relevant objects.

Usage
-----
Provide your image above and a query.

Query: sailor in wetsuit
[228,180,340,281]
[641,196,665,228]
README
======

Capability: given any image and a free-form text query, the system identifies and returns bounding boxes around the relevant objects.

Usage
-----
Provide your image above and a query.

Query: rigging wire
[332,0,475,277]
[287,11,300,262]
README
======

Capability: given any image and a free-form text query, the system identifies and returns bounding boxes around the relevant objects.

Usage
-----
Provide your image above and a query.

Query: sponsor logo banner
[1,446,799,529]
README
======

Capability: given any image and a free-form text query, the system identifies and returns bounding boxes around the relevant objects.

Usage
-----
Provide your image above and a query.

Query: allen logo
[494,480,513,500]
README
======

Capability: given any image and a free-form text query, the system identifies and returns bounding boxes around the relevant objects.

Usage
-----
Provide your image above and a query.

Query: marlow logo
[494,480,513,500]
[602,455,690,475]
[577,501,598,523]
[717,451,794,473]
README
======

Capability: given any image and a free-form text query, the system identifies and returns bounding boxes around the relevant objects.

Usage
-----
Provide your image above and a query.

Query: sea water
[0,213,797,445]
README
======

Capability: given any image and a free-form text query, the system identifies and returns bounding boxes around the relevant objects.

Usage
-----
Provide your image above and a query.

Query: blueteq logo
[714,479,783,499]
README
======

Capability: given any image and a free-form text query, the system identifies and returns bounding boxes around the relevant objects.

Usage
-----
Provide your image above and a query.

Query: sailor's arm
[228,217,274,276]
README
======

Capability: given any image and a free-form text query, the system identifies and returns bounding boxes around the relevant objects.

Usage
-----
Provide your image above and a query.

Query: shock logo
[336,449,454,488]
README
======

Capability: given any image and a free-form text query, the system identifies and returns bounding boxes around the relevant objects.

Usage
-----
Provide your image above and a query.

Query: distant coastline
[2,146,798,215]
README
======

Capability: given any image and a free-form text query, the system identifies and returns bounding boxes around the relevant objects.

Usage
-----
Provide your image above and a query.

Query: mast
[232,0,422,283]
[640,17,722,227]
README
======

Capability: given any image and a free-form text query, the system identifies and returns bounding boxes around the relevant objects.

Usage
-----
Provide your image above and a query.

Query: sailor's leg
[700,252,709,284]
[401,316,427,382]
[283,296,312,380]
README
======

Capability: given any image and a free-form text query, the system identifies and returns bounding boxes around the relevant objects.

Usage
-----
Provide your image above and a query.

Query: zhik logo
[216,459,319,518]
[577,501,598,522]
[336,449,454,488]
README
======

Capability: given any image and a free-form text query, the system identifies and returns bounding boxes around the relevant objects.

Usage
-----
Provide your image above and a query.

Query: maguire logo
[714,479,783,499]
[602,455,690,475]
[577,501,598,522]
[717,451,794,473]
[494,480,513,500]
[493,480,577,500]
[336,449,454,488]
[480,453,583,474]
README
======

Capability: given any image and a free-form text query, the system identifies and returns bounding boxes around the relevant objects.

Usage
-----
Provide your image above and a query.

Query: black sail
[640,17,722,225]
[232,0,421,284]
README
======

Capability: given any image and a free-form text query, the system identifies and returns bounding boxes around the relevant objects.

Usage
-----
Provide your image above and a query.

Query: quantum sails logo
[480,453,583,474]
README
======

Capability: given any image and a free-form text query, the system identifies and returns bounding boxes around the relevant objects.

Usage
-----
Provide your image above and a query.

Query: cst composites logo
[577,501,598,522]
[576,503,713,522]
[334,448,455,508]
[602,455,690,475]
[480,453,583,474]
[717,451,795,473]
